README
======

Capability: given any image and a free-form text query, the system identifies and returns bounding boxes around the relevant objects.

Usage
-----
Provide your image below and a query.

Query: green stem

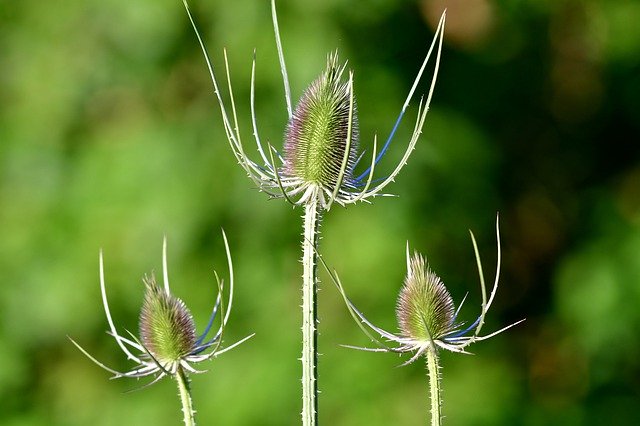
[176,366,196,426]
[426,348,442,426]
[301,199,321,426]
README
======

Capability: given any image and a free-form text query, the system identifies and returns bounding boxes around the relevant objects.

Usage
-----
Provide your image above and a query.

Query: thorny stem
[426,348,442,426]
[176,366,196,426]
[301,198,321,425]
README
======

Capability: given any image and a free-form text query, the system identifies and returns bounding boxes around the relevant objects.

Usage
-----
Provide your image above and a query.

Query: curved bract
[182,0,446,211]
[68,232,253,388]
[319,216,524,364]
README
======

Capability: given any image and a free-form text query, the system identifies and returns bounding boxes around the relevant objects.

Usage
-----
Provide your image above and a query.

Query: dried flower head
[69,233,253,387]
[321,216,523,365]
[182,0,446,210]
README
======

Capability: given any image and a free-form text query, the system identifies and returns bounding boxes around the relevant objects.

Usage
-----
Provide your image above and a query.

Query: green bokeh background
[1,0,639,424]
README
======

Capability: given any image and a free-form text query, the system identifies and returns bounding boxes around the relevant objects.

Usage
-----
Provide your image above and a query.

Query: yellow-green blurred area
[1,0,639,424]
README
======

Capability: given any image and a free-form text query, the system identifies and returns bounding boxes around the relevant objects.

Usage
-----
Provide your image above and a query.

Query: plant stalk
[176,366,196,426]
[426,348,442,426]
[301,198,321,425]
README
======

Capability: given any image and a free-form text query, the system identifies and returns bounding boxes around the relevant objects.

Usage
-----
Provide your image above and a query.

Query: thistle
[319,217,524,425]
[182,1,445,423]
[69,233,253,426]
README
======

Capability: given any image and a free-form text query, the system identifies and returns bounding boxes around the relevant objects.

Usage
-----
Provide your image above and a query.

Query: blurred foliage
[1,0,639,424]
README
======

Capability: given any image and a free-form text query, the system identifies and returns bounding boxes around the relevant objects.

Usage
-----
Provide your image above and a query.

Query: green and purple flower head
[182,0,446,210]
[280,51,359,207]
[322,217,523,364]
[69,233,253,387]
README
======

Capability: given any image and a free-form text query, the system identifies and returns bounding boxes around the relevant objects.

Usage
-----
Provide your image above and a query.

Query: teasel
[69,233,253,426]
[319,217,524,426]
[182,1,445,423]
[182,0,445,210]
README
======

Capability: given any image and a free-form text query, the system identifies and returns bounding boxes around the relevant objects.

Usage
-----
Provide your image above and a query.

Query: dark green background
[1,0,639,424]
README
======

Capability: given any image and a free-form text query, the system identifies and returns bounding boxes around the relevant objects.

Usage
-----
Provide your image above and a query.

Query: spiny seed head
[139,274,197,363]
[283,51,359,189]
[396,253,456,342]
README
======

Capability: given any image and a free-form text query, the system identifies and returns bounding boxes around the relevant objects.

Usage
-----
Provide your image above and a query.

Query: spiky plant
[319,217,524,425]
[69,233,253,426]
[182,0,445,423]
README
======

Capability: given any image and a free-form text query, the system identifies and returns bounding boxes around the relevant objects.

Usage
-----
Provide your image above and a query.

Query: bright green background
[1,0,639,424]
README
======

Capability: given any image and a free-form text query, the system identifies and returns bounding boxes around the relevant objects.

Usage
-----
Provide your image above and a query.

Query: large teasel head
[282,52,359,195]
[396,253,457,343]
[182,0,446,211]
[139,274,197,364]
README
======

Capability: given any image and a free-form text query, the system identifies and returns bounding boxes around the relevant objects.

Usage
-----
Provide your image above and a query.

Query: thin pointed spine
[194,273,224,351]
[182,1,242,159]
[182,0,266,186]
[223,49,243,145]
[68,336,128,377]
[206,271,226,352]
[221,50,268,180]
[250,50,272,168]
[99,251,143,363]
[341,344,394,353]
[355,11,446,182]
[124,372,167,392]
[196,237,231,354]
[485,214,502,311]
[469,230,488,341]
[271,0,292,118]
[268,143,297,205]
[451,292,468,323]
[176,366,196,426]
[206,333,255,359]
[106,331,144,352]
[472,319,526,341]
[365,12,446,198]
[315,250,393,349]
[163,236,171,295]
[426,349,443,426]
[403,12,447,113]
[301,200,320,426]
[221,229,234,327]
[194,290,222,346]
[406,241,411,272]
[351,134,378,203]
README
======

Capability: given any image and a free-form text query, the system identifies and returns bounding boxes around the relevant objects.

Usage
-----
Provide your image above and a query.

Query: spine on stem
[301,199,321,425]
[176,366,196,426]
[426,348,442,426]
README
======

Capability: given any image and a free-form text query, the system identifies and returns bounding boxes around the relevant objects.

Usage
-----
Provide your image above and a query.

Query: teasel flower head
[280,51,360,207]
[138,273,197,366]
[69,232,254,387]
[396,253,457,344]
[320,216,524,364]
[182,0,446,211]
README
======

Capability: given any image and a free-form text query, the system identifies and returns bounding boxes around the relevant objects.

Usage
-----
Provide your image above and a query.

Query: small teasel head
[139,274,197,364]
[69,232,254,387]
[396,253,457,344]
[282,51,359,193]
[319,216,524,363]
